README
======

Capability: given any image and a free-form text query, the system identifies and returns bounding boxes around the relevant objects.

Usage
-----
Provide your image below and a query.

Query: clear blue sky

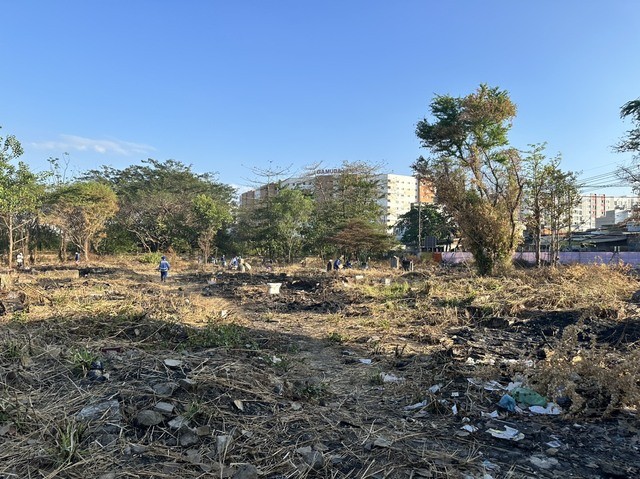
[1,1,638,194]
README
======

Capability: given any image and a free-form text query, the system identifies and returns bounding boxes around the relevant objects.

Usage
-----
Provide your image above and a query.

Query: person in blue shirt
[158,256,170,282]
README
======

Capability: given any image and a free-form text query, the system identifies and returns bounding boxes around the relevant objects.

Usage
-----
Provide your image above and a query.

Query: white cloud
[229,183,252,196]
[31,134,155,156]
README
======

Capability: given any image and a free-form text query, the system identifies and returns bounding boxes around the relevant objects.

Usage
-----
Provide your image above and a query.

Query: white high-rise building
[571,194,640,231]
[239,169,434,231]
[375,174,433,229]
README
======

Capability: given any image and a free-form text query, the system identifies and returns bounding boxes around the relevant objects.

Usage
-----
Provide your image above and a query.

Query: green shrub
[138,252,164,264]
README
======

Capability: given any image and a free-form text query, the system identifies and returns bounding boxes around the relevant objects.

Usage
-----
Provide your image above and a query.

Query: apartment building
[571,194,640,231]
[375,174,435,229]
[595,209,632,229]
[239,169,434,230]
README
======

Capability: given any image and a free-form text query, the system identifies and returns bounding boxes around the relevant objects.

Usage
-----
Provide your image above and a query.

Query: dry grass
[0,258,639,478]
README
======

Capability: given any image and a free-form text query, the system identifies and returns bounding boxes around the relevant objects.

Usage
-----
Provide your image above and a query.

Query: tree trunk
[535,225,541,267]
[7,216,14,268]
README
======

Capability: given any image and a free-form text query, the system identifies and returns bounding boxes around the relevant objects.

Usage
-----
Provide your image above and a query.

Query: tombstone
[401,259,413,272]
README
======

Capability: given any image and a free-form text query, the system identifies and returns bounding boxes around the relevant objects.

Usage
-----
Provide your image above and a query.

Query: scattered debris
[529,455,560,470]
[529,403,562,415]
[163,359,183,369]
[498,394,516,412]
[486,426,525,441]
[1,263,638,479]
[380,372,404,383]
[511,387,548,407]
[135,410,164,427]
[428,384,443,393]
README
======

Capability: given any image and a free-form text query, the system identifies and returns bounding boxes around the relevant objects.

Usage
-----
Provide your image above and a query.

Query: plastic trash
[266,283,282,294]
[482,459,500,471]
[428,384,442,393]
[529,403,562,415]
[486,426,524,441]
[404,400,428,410]
[461,424,478,433]
[498,394,516,412]
[380,373,404,383]
[358,358,372,364]
[529,455,559,470]
[511,387,547,407]
[467,378,505,391]
[482,410,500,418]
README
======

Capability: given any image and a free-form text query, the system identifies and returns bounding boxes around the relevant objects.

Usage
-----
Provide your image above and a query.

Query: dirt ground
[0,259,639,478]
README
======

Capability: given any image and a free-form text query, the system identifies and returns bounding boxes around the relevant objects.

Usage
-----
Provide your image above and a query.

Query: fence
[440,251,640,266]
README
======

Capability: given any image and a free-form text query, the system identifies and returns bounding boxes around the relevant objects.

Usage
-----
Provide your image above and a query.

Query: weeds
[359,281,411,301]
[1,340,23,360]
[53,419,86,464]
[268,354,295,373]
[532,324,640,414]
[10,311,28,323]
[299,381,328,400]
[188,321,248,348]
[138,252,164,264]
[368,370,384,385]
[326,331,348,343]
[69,348,98,374]
[183,400,203,422]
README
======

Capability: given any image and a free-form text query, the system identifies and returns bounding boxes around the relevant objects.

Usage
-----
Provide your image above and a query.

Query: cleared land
[1,258,639,478]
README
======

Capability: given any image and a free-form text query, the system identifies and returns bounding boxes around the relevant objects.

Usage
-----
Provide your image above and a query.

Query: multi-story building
[595,209,632,229]
[375,174,434,229]
[238,169,434,231]
[238,183,279,208]
[571,194,640,231]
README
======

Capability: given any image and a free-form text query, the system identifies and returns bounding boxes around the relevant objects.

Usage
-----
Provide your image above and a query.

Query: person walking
[158,255,170,282]
[333,257,342,270]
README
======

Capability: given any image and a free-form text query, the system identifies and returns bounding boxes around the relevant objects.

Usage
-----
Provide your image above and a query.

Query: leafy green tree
[616,98,640,188]
[191,193,233,262]
[329,218,396,260]
[540,166,580,266]
[616,99,640,157]
[522,144,580,266]
[307,161,385,257]
[523,144,553,266]
[268,188,313,262]
[45,181,119,259]
[414,84,525,275]
[83,159,235,253]
[0,130,46,267]
[395,203,456,249]
[236,187,313,262]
